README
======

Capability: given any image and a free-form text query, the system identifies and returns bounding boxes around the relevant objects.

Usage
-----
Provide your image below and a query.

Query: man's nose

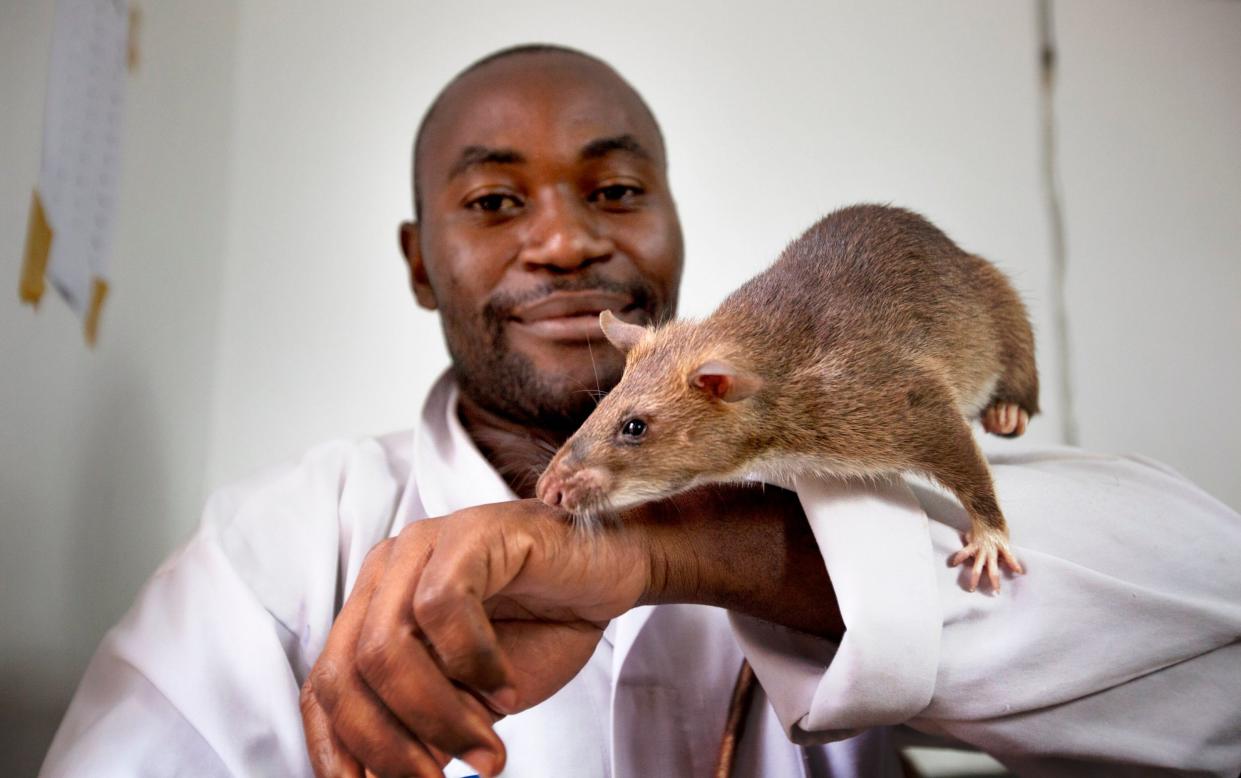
[518,187,614,272]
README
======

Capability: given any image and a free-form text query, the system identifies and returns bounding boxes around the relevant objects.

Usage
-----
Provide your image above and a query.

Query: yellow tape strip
[19,189,52,306]
[85,277,109,347]
[127,7,141,73]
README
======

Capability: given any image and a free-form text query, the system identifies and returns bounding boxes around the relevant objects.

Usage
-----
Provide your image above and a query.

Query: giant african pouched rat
[535,204,1038,591]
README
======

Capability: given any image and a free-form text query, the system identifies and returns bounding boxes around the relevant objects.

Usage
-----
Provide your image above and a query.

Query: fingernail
[491,686,518,714]
[462,747,501,778]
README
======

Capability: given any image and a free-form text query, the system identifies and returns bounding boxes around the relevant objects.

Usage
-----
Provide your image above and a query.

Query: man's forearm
[631,484,845,640]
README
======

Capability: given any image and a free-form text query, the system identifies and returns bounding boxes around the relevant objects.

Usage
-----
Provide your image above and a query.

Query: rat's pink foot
[949,527,1024,593]
[982,402,1029,437]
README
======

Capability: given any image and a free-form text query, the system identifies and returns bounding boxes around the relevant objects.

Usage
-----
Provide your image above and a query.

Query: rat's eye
[620,418,647,440]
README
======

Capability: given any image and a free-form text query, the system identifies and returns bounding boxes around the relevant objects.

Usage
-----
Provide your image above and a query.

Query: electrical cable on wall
[1037,0,1080,446]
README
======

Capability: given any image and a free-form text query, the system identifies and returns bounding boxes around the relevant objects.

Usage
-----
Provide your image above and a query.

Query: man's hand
[301,484,842,777]
[300,499,652,778]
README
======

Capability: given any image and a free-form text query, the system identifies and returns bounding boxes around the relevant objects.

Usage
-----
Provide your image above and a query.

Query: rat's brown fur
[537,204,1038,586]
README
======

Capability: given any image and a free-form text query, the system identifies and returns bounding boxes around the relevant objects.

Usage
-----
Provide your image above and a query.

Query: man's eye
[467,193,522,214]
[590,184,643,206]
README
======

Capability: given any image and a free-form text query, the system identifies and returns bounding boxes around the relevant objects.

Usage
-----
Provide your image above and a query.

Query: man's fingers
[301,680,363,778]
[355,524,508,770]
[308,536,455,778]
[353,625,506,769]
[309,660,447,778]
[414,578,515,705]
[414,529,520,706]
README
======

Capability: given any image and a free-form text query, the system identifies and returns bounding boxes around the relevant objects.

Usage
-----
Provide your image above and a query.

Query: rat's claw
[970,550,986,592]
[999,543,1025,576]
[948,532,973,568]
[952,529,1023,594]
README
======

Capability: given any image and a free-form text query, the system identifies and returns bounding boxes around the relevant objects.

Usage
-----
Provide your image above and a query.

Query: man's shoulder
[206,430,414,524]
[195,431,415,584]
[152,430,419,647]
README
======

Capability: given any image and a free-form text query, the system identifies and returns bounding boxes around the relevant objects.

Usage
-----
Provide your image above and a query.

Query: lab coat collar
[411,371,517,517]
[405,371,652,647]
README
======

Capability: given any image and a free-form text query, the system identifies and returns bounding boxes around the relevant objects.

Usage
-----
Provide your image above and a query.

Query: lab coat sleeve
[730,448,1241,776]
[40,438,404,777]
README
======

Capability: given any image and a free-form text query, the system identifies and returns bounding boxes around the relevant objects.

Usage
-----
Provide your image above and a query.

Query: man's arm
[635,484,844,639]
[301,483,843,778]
[305,449,1241,777]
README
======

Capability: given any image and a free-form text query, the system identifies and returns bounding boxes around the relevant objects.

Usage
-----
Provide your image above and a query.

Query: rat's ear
[689,360,763,403]
[600,310,647,354]
[399,221,437,310]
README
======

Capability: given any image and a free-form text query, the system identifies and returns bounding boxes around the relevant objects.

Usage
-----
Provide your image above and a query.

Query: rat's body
[536,204,1038,590]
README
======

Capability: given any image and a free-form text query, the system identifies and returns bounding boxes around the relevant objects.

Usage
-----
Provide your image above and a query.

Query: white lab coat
[41,373,1241,777]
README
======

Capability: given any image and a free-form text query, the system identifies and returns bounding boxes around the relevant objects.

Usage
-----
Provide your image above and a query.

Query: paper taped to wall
[21,0,129,344]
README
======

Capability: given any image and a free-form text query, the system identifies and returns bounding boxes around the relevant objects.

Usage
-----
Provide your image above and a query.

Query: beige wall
[1,0,1238,772]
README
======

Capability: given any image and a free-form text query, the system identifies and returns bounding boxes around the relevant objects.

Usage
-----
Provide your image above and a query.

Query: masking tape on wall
[19,189,52,307]
[85,277,109,347]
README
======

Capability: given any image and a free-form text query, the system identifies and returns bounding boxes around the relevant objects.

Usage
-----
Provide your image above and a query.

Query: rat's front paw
[982,402,1029,437]
[949,528,1024,593]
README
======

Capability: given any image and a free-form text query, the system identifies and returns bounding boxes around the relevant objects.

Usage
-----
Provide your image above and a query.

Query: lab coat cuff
[730,475,942,744]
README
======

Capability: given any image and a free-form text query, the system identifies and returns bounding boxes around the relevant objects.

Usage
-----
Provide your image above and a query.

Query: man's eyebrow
[447,145,526,180]
[579,134,652,162]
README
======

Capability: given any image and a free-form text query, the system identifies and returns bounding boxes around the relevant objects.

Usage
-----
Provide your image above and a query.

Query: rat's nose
[535,470,564,508]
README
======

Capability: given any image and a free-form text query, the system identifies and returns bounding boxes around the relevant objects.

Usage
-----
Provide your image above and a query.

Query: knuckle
[361,538,394,570]
[441,643,499,688]
[298,678,319,714]
[354,634,396,684]
[307,661,344,710]
[413,581,466,627]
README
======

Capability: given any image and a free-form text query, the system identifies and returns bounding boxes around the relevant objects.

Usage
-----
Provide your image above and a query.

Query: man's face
[403,53,684,434]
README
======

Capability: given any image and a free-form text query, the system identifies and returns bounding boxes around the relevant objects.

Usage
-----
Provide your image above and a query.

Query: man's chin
[515,343,625,395]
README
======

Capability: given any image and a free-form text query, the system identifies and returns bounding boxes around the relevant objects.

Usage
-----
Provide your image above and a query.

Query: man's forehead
[420,54,664,170]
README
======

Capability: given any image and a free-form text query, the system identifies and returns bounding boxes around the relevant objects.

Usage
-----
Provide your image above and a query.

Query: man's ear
[599,310,647,354]
[399,221,437,310]
[689,359,763,403]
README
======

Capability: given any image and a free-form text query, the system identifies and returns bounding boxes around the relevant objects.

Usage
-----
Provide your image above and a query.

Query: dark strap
[713,659,757,778]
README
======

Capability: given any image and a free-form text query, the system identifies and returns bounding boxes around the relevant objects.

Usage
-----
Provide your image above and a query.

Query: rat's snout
[536,458,613,515]
[536,465,565,507]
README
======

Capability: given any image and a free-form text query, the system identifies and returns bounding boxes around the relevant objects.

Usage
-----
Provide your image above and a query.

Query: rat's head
[535,310,765,522]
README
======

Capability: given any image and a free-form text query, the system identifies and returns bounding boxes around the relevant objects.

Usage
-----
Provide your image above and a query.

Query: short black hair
[410,44,664,220]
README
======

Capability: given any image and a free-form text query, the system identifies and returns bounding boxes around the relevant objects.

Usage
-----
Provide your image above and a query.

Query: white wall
[2,0,1238,772]
[0,1,239,772]
[206,0,1061,490]
[1057,0,1241,504]
[206,0,1240,503]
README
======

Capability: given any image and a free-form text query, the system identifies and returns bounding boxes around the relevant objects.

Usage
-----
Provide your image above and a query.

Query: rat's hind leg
[979,268,1040,438]
[900,380,1024,592]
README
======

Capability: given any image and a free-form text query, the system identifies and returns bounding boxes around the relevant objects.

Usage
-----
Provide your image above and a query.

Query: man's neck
[456,391,567,499]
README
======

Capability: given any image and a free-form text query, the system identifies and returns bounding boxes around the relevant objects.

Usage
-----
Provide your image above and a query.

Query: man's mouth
[509,291,641,342]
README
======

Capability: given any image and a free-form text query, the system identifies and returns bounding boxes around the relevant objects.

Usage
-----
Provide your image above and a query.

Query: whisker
[586,338,602,407]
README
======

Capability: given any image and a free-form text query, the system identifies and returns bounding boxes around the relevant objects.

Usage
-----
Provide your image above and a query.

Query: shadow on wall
[0,358,173,774]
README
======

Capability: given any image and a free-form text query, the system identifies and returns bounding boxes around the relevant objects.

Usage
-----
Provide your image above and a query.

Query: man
[42,45,1241,778]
